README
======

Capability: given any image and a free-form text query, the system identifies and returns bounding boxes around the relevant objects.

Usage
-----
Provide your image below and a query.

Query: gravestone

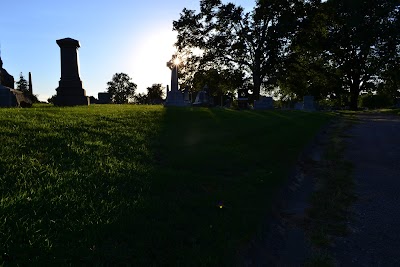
[164,55,186,107]
[0,55,31,107]
[303,96,316,111]
[254,96,274,110]
[98,92,112,104]
[237,89,249,109]
[183,87,191,105]
[54,38,90,106]
[0,55,15,88]
[193,84,209,106]
[395,98,400,108]
[0,85,32,107]
[294,102,303,110]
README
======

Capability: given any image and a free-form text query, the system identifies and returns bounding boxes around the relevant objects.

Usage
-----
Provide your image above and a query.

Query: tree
[107,73,137,104]
[315,0,399,109]
[16,72,28,92]
[147,84,165,104]
[134,93,149,104]
[173,0,301,100]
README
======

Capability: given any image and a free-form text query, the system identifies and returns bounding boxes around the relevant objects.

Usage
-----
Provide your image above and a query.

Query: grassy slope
[0,105,332,265]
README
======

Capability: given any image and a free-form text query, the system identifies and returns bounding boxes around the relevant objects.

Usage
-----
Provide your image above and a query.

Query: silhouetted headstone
[396,98,400,108]
[193,84,209,106]
[303,96,316,111]
[54,38,90,106]
[237,89,249,109]
[294,102,303,110]
[0,85,32,107]
[183,87,191,105]
[0,55,15,89]
[254,96,273,110]
[98,92,112,104]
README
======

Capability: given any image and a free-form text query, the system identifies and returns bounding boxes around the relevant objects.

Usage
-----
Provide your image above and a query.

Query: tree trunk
[349,83,360,110]
[252,73,261,101]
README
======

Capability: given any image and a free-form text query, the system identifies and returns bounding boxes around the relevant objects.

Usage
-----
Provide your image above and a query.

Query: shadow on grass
[0,106,334,265]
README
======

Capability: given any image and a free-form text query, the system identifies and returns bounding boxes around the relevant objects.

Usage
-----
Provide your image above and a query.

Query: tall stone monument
[28,72,33,94]
[54,38,89,106]
[164,55,186,107]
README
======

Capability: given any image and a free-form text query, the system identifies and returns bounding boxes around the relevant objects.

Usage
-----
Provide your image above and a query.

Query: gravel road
[333,113,400,266]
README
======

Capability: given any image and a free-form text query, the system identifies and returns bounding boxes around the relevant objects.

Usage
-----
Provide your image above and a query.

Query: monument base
[164,90,187,107]
[55,79,90,106]
[54,93,90,106]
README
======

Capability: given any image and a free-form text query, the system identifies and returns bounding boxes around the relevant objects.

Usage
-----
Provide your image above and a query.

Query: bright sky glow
[0,0,254,101]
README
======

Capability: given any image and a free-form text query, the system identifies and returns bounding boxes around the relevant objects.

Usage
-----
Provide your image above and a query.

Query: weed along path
[333,113,400,266]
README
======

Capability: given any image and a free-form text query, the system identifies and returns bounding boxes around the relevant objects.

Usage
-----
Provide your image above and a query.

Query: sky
[0,0,254,102]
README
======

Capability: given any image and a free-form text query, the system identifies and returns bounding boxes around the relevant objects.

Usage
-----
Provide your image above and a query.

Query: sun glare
[173,57,181,66]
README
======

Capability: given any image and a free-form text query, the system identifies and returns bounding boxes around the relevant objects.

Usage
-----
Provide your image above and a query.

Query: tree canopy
[107,73,137,104]
[173,0,302,100]
[16,72,28,92]
[174,0,400,109]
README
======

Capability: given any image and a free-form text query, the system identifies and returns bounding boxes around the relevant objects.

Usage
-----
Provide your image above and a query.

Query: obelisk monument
[28,72,33,94]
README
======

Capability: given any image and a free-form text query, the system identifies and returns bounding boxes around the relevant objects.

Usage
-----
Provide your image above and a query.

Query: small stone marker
[54,38,90,106]
[0,54,31,107]
[254,96,273,110]
[237,89,249,109]
[303,96,316,111]
[395,98,400,108]
[98,92,112,104]
[183,87,191,105]
[193,84,209,106]
[294,102,303,110]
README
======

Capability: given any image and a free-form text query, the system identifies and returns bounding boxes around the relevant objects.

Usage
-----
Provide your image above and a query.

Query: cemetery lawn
[0,104,333,265]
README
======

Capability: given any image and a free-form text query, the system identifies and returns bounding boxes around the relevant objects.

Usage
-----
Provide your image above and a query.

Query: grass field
[0,104,333,265]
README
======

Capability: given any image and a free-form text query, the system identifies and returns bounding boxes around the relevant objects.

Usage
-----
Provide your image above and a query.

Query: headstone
[0,55,15,89]
[0,55,31,107]
[303,96,316,111]
[183,87,191,105]
[193,84,209,106]
[98,92,112,104]
[254,96,274,110]
[164,55,187,107]
[237,89,249,109]
[89,96,98,104]
[54,38,90,106]
[0,85,32,107]
[294,102,303,110]
[395,98,400,108]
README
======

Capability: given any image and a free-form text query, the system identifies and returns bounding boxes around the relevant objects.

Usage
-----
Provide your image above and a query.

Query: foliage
[134,92,148,104]
[106,73,137,104]
[173,0,302,100]
[359,93,394,109]
[0,105,333,265]
[146,83,164,104]
[287,0,400,110]
[16,72,28,92]
[47,94,57,104]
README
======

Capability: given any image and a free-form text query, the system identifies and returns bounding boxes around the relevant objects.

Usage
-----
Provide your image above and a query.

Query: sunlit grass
[0,105,333,265]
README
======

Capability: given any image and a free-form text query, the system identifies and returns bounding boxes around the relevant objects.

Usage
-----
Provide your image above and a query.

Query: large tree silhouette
[173,0,301,100]
[107,73,137,104]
